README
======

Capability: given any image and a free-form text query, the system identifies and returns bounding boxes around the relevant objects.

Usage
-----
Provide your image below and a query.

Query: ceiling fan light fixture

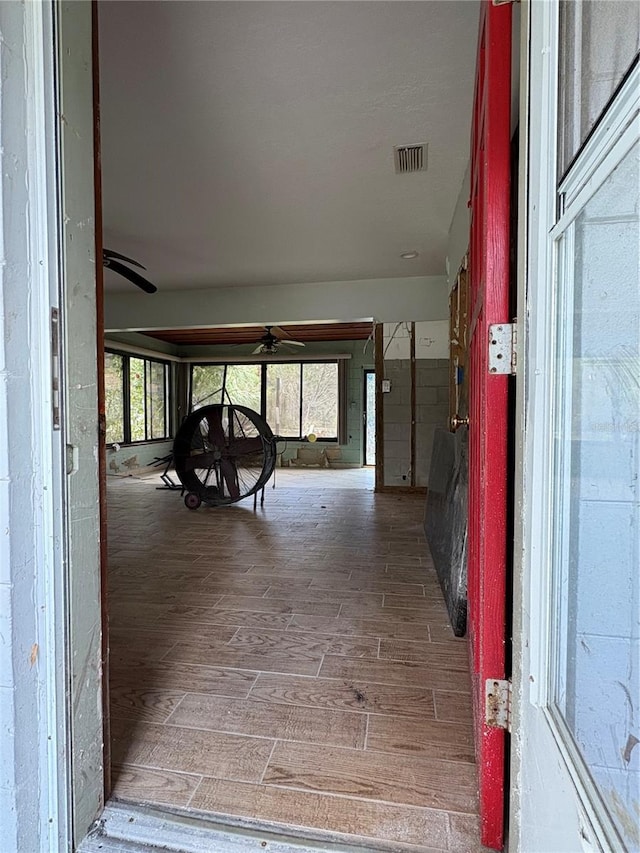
[252,326,305,355]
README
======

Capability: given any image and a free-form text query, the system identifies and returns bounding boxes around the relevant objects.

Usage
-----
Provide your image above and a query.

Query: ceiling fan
[252,326,305,355]
[103,248,157,294]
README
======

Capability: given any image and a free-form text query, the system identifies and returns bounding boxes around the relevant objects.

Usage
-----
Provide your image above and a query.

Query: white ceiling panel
[99,1,479,292]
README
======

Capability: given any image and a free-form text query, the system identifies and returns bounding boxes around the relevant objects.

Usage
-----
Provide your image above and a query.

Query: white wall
[383,320,449,360]
[445,163,470,289]
[104,275,448,332]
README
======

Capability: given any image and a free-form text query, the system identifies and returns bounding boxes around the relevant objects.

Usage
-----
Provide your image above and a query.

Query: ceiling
[98,1,479,294]
[144,322,373,347]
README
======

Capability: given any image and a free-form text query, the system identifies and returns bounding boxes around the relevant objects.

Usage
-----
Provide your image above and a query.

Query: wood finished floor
[107,470,485,852]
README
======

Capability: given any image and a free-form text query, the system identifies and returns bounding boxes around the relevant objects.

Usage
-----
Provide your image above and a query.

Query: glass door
[515,4,639,850]
[364,370,376,466]
[549,129,639,852]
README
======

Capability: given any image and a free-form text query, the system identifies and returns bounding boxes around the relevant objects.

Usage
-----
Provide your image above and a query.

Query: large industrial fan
[173,404,276,509]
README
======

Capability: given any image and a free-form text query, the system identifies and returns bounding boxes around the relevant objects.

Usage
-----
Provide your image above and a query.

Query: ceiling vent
[394,143,428,174]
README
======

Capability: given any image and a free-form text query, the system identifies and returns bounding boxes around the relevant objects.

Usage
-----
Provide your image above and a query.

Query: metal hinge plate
[51,307,61,430]
[485,678,511,731]
[488,323,516,375]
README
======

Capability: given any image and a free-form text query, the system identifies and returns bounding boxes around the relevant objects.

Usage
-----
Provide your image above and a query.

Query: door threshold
[77,799,415,853]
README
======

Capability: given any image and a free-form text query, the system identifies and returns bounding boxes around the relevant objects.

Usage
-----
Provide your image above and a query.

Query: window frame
[189,359,343,442]
[105,348,172,445]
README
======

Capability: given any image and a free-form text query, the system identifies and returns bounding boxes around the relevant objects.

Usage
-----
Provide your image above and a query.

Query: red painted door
[468,1,512,849]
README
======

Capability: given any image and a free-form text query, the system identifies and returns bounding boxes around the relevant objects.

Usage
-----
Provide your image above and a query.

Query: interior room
[5,2,640,852]
[98,1,484,850]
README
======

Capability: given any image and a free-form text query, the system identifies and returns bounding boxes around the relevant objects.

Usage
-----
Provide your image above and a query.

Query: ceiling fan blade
[104,258,157,293]
[280,340,305,349]
[270,326,287,338]
[103,248,146,269]
[252,345,265,354]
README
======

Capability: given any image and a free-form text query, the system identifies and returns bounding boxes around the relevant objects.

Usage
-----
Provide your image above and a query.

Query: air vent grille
[394,143,428,174]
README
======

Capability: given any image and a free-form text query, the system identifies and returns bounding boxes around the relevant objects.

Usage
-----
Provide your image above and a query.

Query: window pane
[302,363,338,438]
[559,1,640,175]
[148,361,167,439]
[104,352,124,444]
[129,357,146,441]
[266,364,301,436]
[552,142,639,847]
[225,365,262,412]
[191,365,225,409]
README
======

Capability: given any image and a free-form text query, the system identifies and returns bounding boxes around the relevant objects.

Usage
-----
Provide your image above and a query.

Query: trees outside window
[105,350,170,443]
[190,361,340,440]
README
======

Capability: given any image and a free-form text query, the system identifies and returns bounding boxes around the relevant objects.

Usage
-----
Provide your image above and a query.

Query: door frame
[0,1,74,849]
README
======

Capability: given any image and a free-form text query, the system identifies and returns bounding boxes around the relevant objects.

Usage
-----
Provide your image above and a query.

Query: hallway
[107,471,483,852]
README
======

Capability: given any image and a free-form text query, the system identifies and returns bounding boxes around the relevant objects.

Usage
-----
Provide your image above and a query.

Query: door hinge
[488,322,517,375]
[485,678,512,731]
[51,307,61,430]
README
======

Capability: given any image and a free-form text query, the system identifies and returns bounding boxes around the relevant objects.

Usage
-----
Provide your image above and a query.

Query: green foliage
[104,351,169,443]
[190,361,339,439]
[105,353,124,443]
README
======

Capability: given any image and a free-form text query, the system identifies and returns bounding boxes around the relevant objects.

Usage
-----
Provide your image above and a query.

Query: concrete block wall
[415,359,450,486]
[382,358,449,487]
[383,359,412,485]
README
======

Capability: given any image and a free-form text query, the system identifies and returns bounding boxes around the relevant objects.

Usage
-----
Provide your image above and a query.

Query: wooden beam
[144,322,374,347]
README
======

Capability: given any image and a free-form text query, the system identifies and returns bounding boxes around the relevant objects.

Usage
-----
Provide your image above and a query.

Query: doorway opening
[363,369,376,467]
[95,0,486,848]
[103,325,479,852]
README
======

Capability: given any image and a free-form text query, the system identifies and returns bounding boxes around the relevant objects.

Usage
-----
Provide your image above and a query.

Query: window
[190,361,343,440]
[105,352,125,443]
[105,350,171,443]
[266,363,301,437]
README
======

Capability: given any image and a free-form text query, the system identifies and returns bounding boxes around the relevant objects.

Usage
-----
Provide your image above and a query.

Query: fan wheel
[173,404,276,507]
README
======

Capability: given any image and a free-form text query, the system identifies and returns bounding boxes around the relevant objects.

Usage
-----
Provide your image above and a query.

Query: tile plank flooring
[108,469,486,851]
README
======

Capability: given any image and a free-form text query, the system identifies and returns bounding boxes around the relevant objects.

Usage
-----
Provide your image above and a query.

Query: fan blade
[270,326,287,338]
[227,436,263,457]
[105,258,157,293]
[181,450,218,472]
[219,457,240,500]
[205,408,226,448]
[103,248,146,269]
[252,345,264,355]
[280,340,305,348]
